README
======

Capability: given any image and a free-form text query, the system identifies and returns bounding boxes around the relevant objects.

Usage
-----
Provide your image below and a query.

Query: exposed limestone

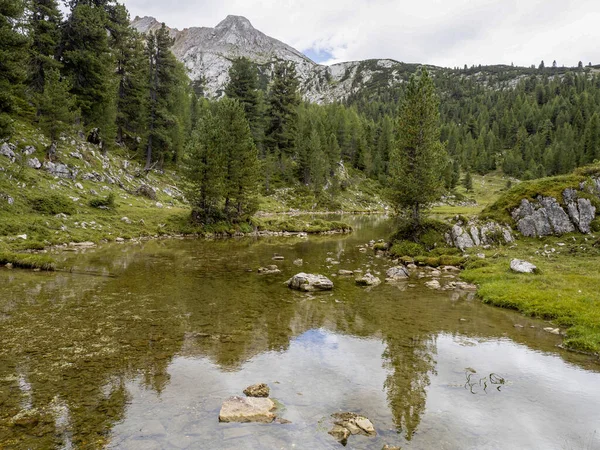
[0,142,15,161]
[447,221,514,251]
[27,157,42,169]
[218,396,275,423]
[286,273,334,292]
[563,188,596,233]
[258,265,281,275]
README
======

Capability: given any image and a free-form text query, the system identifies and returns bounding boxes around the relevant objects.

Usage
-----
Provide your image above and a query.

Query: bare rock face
[27,157,42,169]
[355,273,381,286]
[451,224,475,251]
[510,259,538,274]
[287,273,334,291]
[511,187,597,238]
[218,396,276,423]
[0,142,16,161]
[243,383,270,398]
[448,221,514,251]
[385,266,409,281]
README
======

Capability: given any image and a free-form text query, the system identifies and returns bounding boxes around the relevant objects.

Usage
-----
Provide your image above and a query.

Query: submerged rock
[338,270,354,276]
[258,265,281,275]
[425,280,441,290]
[219,396,276,423]
[386,266,409,281]
[328,412,376,445]
[355,273,381,286]
[243,383,270,398]
[510,259,538,274]
[287,273,334,292]
[293,258,303,266]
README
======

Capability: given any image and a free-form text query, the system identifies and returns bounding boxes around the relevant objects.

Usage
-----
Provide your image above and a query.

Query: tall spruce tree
[265,62,300,164]
[224,57,262,148]
[144,23,178,169]
[0,0,29,138]
[217,98,260,220]
[38,67,78,142]
[388,68,447,227]
[27,0,62,95]
[61,3,116,143]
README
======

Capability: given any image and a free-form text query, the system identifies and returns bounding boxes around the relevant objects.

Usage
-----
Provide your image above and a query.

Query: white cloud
[122,0,600,68]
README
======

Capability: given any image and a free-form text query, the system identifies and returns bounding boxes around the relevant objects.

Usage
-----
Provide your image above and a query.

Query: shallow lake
[1,215,599,449]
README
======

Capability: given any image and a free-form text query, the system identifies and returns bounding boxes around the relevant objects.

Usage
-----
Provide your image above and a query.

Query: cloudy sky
[120,0,600,68]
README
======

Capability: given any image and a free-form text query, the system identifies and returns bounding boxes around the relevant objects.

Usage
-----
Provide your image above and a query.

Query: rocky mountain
[131,15,422,103]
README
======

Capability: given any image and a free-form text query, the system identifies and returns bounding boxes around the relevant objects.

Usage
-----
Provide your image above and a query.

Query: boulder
[27,157,42,169]
[451,225,475,251]
[510,259,538,274]
[386,266,409,281]
[425,280,441,290]
[563,188,596,233]
[44,162,74,179]
[135,184,157,200]
[0,143,15,161]
[286,273,334,292]
[22,145,35,156]
[218,396,275,423]
[355,273,381,286]
[243,383,270,398]
[328,412,376,445]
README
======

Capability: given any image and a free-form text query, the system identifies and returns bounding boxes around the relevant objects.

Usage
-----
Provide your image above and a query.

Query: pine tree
[0,0,29,138]
[38,68,78,143]
[183,109,226,223]
[388,68,447,227]
[61,3,116,143]
[144,23,178,169]
[462,171,473,192]
[583,112,600,163]
[217,98,260,220]
[265,62,300,165]
[27,0,62,95]
[224,57,262,149]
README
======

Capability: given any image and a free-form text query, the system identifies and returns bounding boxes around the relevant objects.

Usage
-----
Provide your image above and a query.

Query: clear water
[0,216,599,449]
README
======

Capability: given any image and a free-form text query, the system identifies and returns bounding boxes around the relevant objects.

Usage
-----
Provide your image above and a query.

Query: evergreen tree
[265,62,300,166]
[583,112,600,163]
[27,0,62,95]
[462,171,473,192]
[224,57,262,149]
[388,68,447,227]
[61,3,116,143]
[217,98,260,220]
[144,23,178,169]
[38,67,78,143]
[0,0,29,138]
[183,109,225,223]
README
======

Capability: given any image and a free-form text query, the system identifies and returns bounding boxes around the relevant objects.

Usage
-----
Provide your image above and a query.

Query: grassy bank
[460,235,600,354]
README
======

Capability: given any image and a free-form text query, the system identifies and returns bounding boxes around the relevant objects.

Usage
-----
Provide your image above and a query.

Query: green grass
[0,252,56,270]
[461,235,600,354]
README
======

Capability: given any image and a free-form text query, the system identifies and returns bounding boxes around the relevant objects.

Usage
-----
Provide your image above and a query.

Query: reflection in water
[0,216,599,449]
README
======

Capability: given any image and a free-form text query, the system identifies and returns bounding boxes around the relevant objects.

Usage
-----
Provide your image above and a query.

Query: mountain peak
[215,15,255,31]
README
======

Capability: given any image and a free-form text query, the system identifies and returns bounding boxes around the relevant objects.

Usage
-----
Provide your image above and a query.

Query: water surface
[1,216,599,449]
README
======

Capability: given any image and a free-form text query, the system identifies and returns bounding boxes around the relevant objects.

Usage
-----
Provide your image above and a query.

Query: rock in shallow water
[328,412,376,445]
[218,396,275,423]
[286,273,334,291]
[355,273,381,286]
[386,266,409,281]
[243,383,270,398]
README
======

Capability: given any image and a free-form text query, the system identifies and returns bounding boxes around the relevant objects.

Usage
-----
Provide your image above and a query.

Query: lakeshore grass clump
[0,252,56,271]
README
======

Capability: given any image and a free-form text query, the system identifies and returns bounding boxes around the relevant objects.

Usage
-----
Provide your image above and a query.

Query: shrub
[89,193,115,209]
[389,240,424,257]
[30,194,75,215]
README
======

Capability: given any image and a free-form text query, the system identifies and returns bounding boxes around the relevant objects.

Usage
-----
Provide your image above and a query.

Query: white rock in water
[286,273,333,291]
[425,280,441,290]
[510,259,538,274]
[385,266,409,281]
[355,273,381,286]
[218,396,275,423]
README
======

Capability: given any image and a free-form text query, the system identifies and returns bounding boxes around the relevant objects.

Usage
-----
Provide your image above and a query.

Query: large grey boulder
[44,162,75,179]
[218,396,275,423]
[451,225,475,251]
[286,273,334,291]
[513,197,574,237]
[510,259,538,274]
[563,188,596,233]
